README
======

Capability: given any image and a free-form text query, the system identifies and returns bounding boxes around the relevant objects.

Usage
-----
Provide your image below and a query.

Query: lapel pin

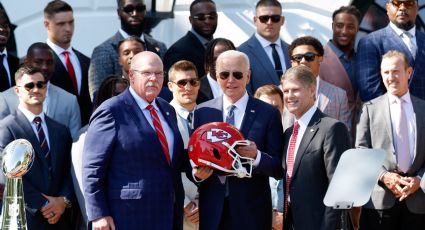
[251,110,255,113]
[310,128,315,132]
[166,112,170,116]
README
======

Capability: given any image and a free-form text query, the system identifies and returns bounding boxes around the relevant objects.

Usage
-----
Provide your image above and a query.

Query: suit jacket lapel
[317,80,330,112]
[240,97,257,136]
[382,94,395,153]
[410,96,425,170]
[292,109,320,177]
[249,35,279,85]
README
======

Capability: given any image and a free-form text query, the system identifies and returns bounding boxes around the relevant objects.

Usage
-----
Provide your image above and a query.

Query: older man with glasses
[281,36,351,132]
[355,0,425,102]
[238,0,291,95]
[193,50,284,230]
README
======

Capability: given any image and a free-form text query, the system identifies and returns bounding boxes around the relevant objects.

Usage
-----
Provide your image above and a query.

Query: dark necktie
[63,51,78,95]
[187,112,193,131]
[284,121,300,217]
[147,105,171,164]
[270,43,283,80]
[226,105,236,126]
[0,54,10,91]
[34,116,52,175]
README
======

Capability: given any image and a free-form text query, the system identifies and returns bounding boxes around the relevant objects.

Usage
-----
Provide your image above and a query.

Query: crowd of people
[0,0,424,229]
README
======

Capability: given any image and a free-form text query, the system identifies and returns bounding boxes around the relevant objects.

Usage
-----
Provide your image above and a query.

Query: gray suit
[0,84,81,139]
[88,32,167,99]
[355,93,425,213]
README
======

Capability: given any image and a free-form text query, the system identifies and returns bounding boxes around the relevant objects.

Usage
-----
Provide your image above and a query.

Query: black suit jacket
[7,53,19,86]
[163,31,206,82]
[196,75,213,104]
[50,48,92,125]
[283,109,351,230]
[0,110,73,230]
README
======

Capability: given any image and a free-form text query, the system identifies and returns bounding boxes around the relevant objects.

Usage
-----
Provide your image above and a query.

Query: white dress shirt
[255,33,287,70]
[389,22,417,54]
[206,73,223,99]
[18,105,50,147]
[0,49,12,85]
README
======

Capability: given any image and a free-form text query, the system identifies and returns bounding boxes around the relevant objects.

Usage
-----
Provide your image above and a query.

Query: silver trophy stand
[324,148,386,230]
[0,139,34,230]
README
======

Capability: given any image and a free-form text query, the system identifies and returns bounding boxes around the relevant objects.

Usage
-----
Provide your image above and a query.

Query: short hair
[216,50,250,72]
[168,60,198,82]
[382,50,410,69]
[254,84,283,100]
[204,38,236,72]
[190,0,216,15]
[288,36,324,56]
[256,0,282,10]
[95,75,129,109]
[44,0,73,20]
[332,6,361,24]
[26,42,53,57]
[118,36,144,53]
[117,0,145,9]
[281,65,316,88]
[15,65,44,83]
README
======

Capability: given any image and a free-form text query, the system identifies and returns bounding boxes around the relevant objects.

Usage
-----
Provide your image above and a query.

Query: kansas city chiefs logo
[206,128,232,143]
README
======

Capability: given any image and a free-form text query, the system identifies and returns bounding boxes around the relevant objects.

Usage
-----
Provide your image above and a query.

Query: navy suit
[355,25,425,101]
[238,35,291,94]
[0,110,73,230]
[83,89,186,229]
[193,96,284,230]
[197,75,214,104]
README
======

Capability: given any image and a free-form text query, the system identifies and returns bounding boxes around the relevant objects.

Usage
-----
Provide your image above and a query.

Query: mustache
[397,11,408,17]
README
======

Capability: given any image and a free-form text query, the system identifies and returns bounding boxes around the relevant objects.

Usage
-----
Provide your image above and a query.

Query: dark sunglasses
[122,4,146,14]
[19,81,47,91]
[391,0,416,8]
[192,13,218,21]
[218,71,244,80]
[171,78,200,88]
[291,52,319,62]
[258,15,281,23]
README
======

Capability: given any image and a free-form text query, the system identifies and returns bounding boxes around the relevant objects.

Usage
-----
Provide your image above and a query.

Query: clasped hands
[381,172,421,201]
[40,194,67,225]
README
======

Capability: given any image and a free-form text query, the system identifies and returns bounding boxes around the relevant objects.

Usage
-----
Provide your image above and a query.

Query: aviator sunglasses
[218,71,244,80]
[171,78,200,88]
[390,0,416,8]
[192,13,218,21]
[291,52,319,62]
[258,15,281,23]
[122,4,146,14]
[18,81,47,91]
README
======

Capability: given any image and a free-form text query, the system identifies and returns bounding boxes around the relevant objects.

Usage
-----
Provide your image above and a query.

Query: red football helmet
[188,122,253,178]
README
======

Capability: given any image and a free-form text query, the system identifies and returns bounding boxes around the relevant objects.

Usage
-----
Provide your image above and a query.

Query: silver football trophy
[0,139,34,230]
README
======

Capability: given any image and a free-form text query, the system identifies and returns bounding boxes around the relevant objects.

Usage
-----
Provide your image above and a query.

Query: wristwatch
[63,196,72,208]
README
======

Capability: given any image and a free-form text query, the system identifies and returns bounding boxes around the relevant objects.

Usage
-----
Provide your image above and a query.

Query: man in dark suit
[89,0,167,100]
[238,0,291,95]
[43,0,92,126]
[355,0,425,101]
[193,50,284,229]
[0,9,19,91]
[164,0,217,81]
[356,50,425,229]
[83,51,186,229]
[0,66,73,229]
[281,65,351,229]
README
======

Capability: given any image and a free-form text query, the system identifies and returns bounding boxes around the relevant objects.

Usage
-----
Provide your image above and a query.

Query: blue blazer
[355,25,425,101]
[238,34,291,95]
[193,96,284,230]
[83,89,186,230]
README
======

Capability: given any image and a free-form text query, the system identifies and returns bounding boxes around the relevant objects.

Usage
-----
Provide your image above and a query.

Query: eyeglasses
[132,69,164,78]
[18,81,47,91]
[218,71,244,80]
[390,0,416,8]
[291,52,319,62]
[171,78,200,88]
[192,13,218,21]
[121,4,146,14]
[258,15,282,23]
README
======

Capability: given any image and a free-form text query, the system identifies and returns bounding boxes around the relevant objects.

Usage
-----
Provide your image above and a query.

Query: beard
[120,20,145,37]
[393,19,415,31]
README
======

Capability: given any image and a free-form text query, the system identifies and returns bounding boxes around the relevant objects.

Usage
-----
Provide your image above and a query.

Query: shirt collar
[170,99,194,119]
[389,22,416,37]
[295,105,317,129]
[119,29,146,42]
[0,49,8,57]
[328,40,347,59]
[387,91,412,105]
[46,39,73,55]
[255,32,281,49]
[190,29,210,47]
[129,86,159,111]
[18,105,45,124]
[222,92,249,112]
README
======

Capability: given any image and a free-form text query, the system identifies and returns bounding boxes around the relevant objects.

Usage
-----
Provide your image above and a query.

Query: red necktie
[146,104,171,164]
[284,121,300,217]
[34,116,52,174]
[63,51,78,94]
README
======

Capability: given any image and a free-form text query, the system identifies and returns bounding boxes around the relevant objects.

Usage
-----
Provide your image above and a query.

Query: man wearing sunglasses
[355,0,425,102]
[168,60,200,230]
[238,0,291,95]
[89,0,167,101]
[283,36,351,132]
[193,50,283,229]
[164,0,218,84]
[0,9,19,92]
[0,65,74,229]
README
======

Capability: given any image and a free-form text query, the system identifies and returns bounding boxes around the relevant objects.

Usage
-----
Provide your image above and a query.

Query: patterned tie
[403,32,417,59]
[226,105,236,126]
[284,121,300,217]
[270,43,283,80]
[63,51,78,94]
[146,105,171,164]
[187,112,193,131]
[0,54,10,91]
[34,116,52,176]
[395,98,411,173]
